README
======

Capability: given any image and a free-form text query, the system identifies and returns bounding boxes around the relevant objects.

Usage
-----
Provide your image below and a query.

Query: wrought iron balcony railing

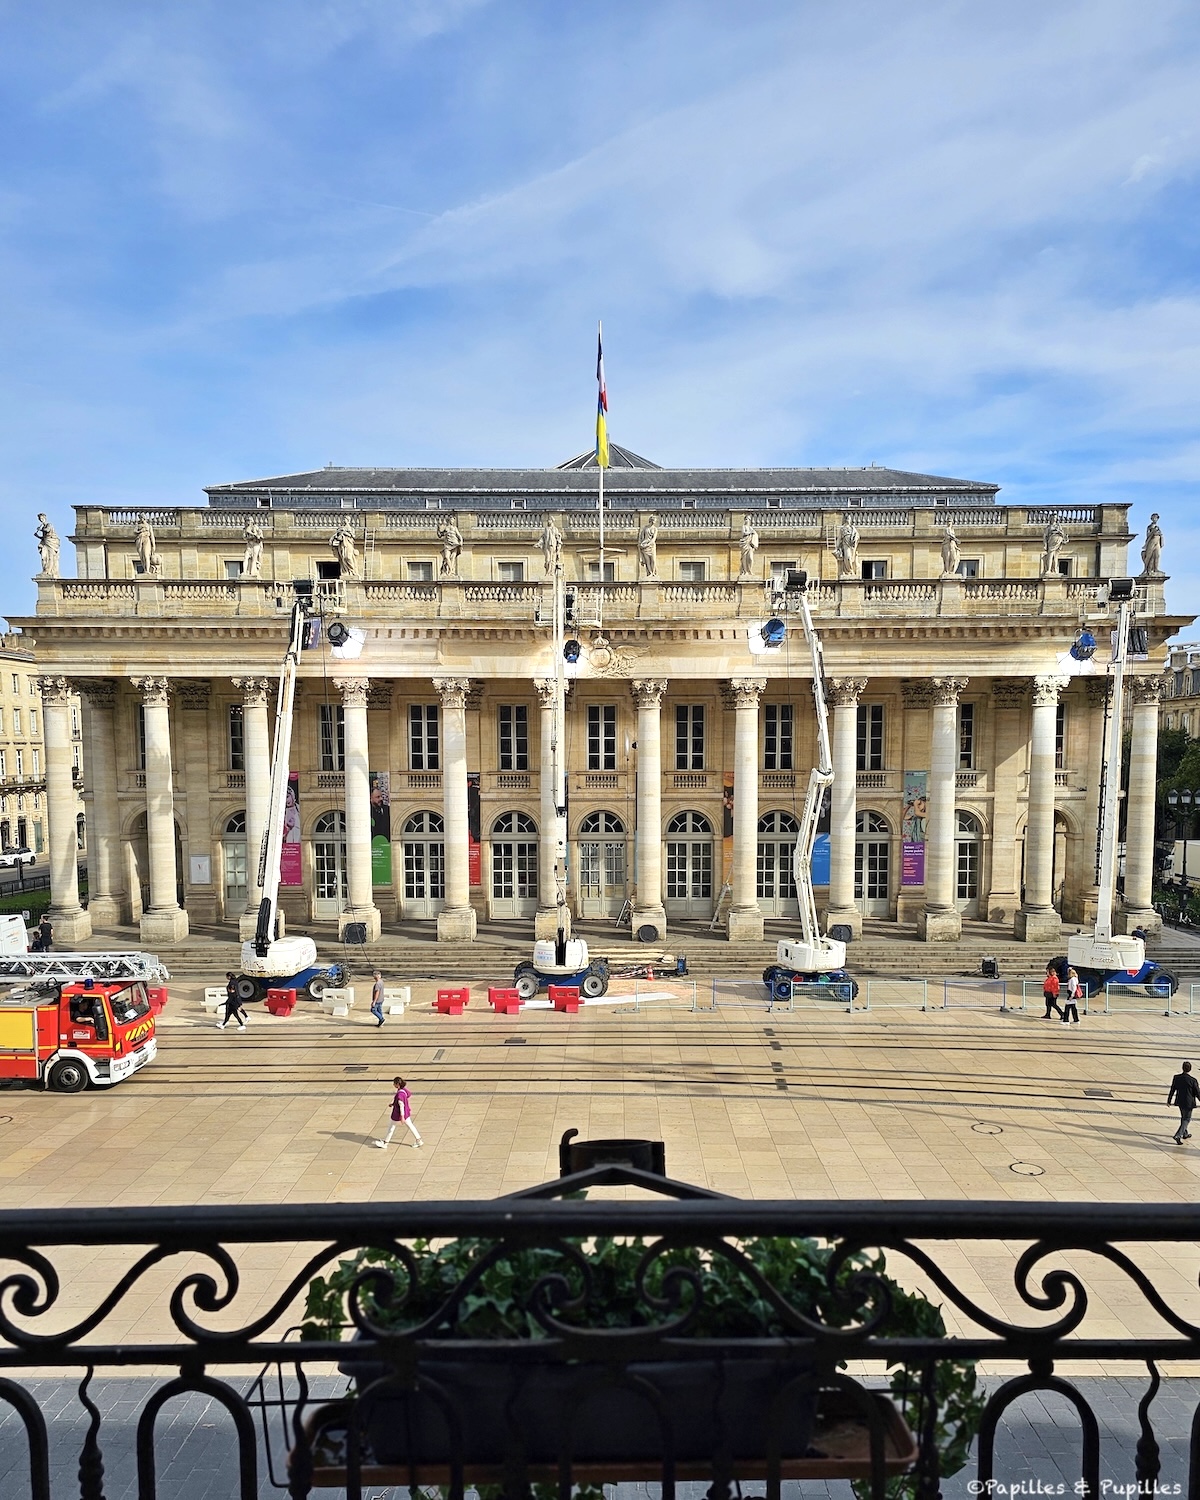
[1,1165,1198,1498]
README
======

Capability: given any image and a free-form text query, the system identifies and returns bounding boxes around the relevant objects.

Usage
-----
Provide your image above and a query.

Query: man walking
[370,970,386,1027]
[1168,1061,1200,1144]
[217,971,248,1033]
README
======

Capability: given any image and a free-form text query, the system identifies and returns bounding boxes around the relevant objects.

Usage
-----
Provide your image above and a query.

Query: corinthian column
[131,676,188,943]
[630,679,668,942]
[918,677,968,942]
[986,680,1027,924]
[232,676,272,940]
[339,678,381,940]
[434,677,477,942]
[39,676,91,943]
[826,678,868,939]
[727,678,767,942]
[1124,677,1162,935]
[77,680,126,926]
[534,677,570,940]
[1015,675,1067,943]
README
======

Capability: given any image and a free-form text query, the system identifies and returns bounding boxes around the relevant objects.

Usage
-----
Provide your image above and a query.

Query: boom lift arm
[253,602,306,956]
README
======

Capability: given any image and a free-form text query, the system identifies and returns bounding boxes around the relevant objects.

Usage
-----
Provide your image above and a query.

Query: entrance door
[665,811,714,919]
[223,810,248,918]
[577,810,627,917]
[757,810,800,918]
[402,810,445,919]
[955,811,982,917]
[854,810,891,916]
[491,811,538,918]
[313,810,348,918]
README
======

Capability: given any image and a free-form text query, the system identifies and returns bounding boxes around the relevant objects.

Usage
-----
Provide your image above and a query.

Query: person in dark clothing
[218,971,248,1033]
[35,914,52,953]
[1168,1061,1200,1144]
[1042,962,1064,1020]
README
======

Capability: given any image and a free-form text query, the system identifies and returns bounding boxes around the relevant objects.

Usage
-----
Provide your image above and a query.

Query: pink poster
[280,771,302,885]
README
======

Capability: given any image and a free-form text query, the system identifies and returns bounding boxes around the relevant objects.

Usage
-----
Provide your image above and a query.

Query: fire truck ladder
[0,952,169,983]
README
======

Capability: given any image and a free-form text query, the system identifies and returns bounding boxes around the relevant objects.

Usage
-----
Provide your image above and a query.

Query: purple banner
[902,842,926,885]
[901,770,927,887]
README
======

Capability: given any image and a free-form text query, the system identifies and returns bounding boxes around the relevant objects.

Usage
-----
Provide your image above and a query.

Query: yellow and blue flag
[595,322,609,469]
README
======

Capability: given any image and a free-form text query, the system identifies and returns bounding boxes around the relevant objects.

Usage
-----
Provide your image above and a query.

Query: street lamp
[1166,788,1197,888]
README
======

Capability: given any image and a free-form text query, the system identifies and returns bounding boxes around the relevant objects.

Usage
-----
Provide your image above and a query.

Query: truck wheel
[305,974,330,1001]
[48,1059,88,1093]
[1150,969,1180,999]
[515,971,539,1000]
[773,977,795,1003]
[582,970,607,998]
[235,976,263,1004]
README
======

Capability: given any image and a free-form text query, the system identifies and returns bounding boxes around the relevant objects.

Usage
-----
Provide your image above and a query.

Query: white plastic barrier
[320,986,356,1017]
[383,985,409,1015]
[202,987,225,1013]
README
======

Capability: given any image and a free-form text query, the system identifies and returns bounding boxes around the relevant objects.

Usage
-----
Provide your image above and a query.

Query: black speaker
[343,922,367,945]
[830,924,853,944]
[981,956,999,978]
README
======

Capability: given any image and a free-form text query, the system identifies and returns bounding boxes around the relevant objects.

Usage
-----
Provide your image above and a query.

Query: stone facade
[15,459,1191,946]
[0,633,84,873]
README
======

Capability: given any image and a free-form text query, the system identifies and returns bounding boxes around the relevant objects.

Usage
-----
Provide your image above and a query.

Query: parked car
[0,847,35,869]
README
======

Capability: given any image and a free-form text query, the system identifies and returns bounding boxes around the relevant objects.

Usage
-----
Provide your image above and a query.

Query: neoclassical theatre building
[18,447,1187,948]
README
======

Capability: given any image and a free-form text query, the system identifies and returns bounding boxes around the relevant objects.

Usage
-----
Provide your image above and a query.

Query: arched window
[855,810,889,835]
[222,810,247,908]
[665,811,713,914]
[491,811,537,913]
[224,811,246,834]
[757,810,800,914]
[402,810,444,915]
[312,810,348,915]
[492,810,536,836]
[579,810,625,835]
[854,810,890,912]
[666,810,712,835]
[315,810,347,836]
[403,810,444,836]
[757,810,800,835]
[956,811,982,913]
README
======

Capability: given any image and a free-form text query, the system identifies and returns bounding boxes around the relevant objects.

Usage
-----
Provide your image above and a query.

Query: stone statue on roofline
[738,515,760,578]
[638,516,658,579]
[242,519,264,579]
[1138,513,1165,580]
[134,514,161,576]
[34,514,59,578]
[438,516,463,577]
[539,517,563,578]
[832,514,859,577]
[1040,517,1067,577]
[330,523,360,578]
[940,525,960,577]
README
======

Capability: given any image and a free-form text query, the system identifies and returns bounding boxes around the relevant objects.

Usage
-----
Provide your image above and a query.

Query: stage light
[1069,629,1096,662]
[564,639,582,663]
[760,618,787,647]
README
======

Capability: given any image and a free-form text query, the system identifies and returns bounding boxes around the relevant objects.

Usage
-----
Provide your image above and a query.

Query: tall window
[1055,704,1066,771]
[10,674,18,693]
[136,707,146,771]
[497,561,525,583]
[15,750,23,778]
[763,704,793,770]
[319,704,346,771]
[228,705,245,771]
[71,706,79,735]
[678,561,706,582]
[409,705,440,769]
[31,750,39,777]
[856,704,884,771]
[29,709,38,737]
[587,705,617,770]
[958,703,975,770]
[498,705,529,771]
[12,708,20,736]
[0,751,5,777]
[675,705,705,770]
[0,708,4,734]
[407,561,434,581]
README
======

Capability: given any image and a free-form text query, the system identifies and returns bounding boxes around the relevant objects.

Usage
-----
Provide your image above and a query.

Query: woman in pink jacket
[373,1076,424,1149]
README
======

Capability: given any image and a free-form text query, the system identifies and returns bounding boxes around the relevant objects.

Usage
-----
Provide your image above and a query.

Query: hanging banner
[467,772,481,886]
[370,771,392,885]
[722,772,734,884]
[280,772,302,886]
[901,770,928,885]
[811,787,831,885]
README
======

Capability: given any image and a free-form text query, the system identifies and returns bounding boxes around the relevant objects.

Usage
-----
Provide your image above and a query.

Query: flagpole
[597,460,605,630]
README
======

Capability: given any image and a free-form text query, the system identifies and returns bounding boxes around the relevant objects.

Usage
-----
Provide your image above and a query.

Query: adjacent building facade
[0,632,83,861]
[17,448,1187,947]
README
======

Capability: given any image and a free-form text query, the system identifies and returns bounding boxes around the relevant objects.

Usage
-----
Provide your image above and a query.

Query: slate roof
[205,456,999,510]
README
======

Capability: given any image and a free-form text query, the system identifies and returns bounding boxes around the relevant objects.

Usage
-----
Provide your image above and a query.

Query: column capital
[930,676,970,707]
[231,676,271,707]
[726,677,767,710]
[177,681,211,712]
[630,678,668,709]
[533,677,573,708]
[75,678,118,711]
[36,675,73,707]
[1031,674,1069,707]
[992,679,1028,710]
[131,676,170,706]
[337,677,371,709]
[432,676,473,709]
[900,678,934,708]
[1086,677,1112,707]
[827,677,869,708]
[1129,675,1162,706]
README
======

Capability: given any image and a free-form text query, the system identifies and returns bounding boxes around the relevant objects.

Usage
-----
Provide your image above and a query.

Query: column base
[726,906,764,943]
[340,908,382,942]
[1122,907,1161,937]
[437,906,477,942]
[535,905,572,941]
[83,896,123,928]
[48,908,92,945]
[1014,908,1062,943]
[631,903,667,943]
[239,907,286,941]
[917,908,962,942]
[823,906,862,940]
[140,908,189,945]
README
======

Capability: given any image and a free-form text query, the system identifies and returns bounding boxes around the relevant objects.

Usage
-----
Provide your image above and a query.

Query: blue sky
[1,0,1198,621]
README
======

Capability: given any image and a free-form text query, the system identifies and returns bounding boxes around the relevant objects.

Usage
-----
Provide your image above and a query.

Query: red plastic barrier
[488,986,522,1015]
[265,987,297,1016]
[146,986,168,1015]
[548,985,580,1014]
[435,987,469,1015]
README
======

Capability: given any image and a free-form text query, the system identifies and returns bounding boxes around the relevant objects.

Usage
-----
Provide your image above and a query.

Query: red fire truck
[0,978,159,1091]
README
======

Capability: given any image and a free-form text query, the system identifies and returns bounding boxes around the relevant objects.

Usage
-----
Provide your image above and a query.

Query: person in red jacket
[373,1077,424,1149]
[1042,962,1064,1020]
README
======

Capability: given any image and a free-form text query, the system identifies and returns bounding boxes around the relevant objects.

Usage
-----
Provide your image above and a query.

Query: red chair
[265,988,297,1016]
[435,987,469,1015]
[488,986,522,1016]
[548,985,580,1014]
[146,986,169,1015]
